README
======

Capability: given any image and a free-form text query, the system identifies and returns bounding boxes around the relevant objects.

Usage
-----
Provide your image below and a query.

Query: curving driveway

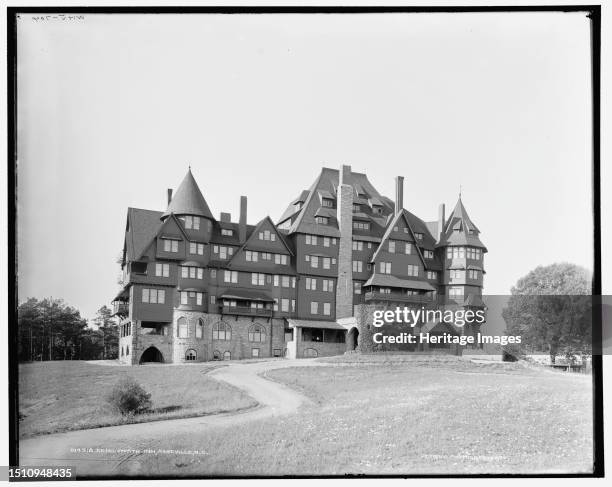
[18,359,324,477]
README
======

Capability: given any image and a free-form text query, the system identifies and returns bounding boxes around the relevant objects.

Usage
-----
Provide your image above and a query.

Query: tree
[502,263,592,363]
[92,305,118,359]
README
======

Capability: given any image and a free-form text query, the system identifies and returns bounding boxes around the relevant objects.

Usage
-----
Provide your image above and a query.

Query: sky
[16,11,594,321]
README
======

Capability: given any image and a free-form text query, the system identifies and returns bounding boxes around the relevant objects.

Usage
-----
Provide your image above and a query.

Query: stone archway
[139,346,164,364]
[347,327,359,352]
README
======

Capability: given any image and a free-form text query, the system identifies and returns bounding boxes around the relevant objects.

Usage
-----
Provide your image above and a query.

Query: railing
[113,301,129,316]
[220,305,273,317]
[364,292,433,304]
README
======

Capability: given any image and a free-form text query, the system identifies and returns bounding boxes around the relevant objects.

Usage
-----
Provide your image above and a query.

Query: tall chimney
[395,176,404,215]
[239,196,247,243]
[167,188,173,205]
[438,203,445,242]
[335,165,354,319]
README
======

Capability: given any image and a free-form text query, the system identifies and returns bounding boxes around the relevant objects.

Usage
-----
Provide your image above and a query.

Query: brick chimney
[395,176,404,215]
[335,164,354,319]
[167,188,173,205]
[438,203,445,242]
[239,196,247,243]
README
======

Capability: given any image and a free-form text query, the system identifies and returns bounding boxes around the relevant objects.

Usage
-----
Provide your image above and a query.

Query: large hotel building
[113,165,487,364]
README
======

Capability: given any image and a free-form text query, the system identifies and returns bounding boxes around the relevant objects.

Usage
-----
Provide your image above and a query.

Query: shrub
[106,376,152,415]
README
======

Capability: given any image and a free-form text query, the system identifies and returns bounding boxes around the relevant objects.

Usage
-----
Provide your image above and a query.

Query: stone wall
[297,340,346,358]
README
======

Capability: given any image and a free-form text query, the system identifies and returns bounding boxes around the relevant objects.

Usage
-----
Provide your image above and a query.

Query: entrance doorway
[139,346,164,364]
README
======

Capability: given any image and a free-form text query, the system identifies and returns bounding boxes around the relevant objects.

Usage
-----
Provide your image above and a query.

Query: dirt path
[18,359,322,477]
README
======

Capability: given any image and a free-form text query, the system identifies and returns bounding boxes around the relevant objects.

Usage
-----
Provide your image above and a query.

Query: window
[393,226,398,232]
[322,198,334,207]
[221,229,233,236]
[407,264,419,277]
[196,319,203,338]
[380,287,391,294]
[415,233,424,240]
[315,216,329,225]
[323,237,330,247]
[423,250,434,259]
[323,303,331,315]
[180,291,202,305]
[259,230,274,241]
[251,273,265,286]
[182,266,203,279]
[214,245,233,259]
[469,269,479,279]
[246,251,258,262]
[403,227,409,233]
[155,263,170,277]
[389,240,396,253]
[223,351,231,360]
[180,291,188,305]
[274,254,288,265]
[353,204,360,212]
[310,256,319,268]
[121,347,124,357]
[185,349,197,361]
[449,287,464,298]
[447,247,453,259]
[322,257,331,269]
[467,247,482,260]
[142,288,165,304]
[427,271,438,280]
[451,247,466,259]
[182,216,201,230]
[162,239,179,253]
[189,242,204,255]
[405,243,412,254]
[332,238,337,245]
[282,275,291,287]
[353,221,369,230]
[213,322,232,340]
[126,345,130,355]
[261,252,271,261]
[291,299,296,312]
[322,279,334,292]
[224,270,238,283]
[352,241,363,251]
[353,261,363,272]
[177,317,189,338]
[310,302,319,314]
[249,325,266,342]
[450,270,464,280]
[306,278,317,290]
[379,262,391,274]
[210,295,216,304]
[213,350,221,360]
[252,348,260,358]
[353,282,362,294]
[306,235,318,245]
[281,298,290,312]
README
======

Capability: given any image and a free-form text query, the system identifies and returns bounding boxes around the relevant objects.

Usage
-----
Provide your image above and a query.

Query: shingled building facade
[112,165,487,364]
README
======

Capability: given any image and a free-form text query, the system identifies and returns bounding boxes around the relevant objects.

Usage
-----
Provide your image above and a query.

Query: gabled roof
[438,197,487,250]
[124,208,164,262]
[162,169,215,220]
[279,167,394,237]
[135,213,190,261]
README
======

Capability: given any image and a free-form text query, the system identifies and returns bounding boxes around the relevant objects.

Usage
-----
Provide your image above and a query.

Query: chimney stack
[395,176,404,215]
[438,203,445,242]
[335,164,354,319]
[220,212,231,223]
[167,188,173,205]
[239,196,247,243]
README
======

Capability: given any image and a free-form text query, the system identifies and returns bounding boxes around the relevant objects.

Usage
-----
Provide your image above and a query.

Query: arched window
[177,317,189,338]
[213,350,221,360]
[196,318,204,339]
[223,351,231,361]
[248,324,266,342]
[213,322,231,340]
[126,345,130,355]
[185,349,197,361]
[121,346,124,357]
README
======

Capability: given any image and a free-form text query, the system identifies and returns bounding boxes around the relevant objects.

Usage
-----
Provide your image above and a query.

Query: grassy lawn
[18,361,257,438]
[129,356,593,476]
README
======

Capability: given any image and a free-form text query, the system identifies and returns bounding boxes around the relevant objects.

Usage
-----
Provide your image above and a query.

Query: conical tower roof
[162,168,214,220]
[438,196,486,250]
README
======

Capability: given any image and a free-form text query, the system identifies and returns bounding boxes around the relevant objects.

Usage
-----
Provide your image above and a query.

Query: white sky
[16,12,594,320]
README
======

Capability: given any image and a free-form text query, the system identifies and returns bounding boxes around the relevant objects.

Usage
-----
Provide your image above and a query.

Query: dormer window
[423,250,434,259]
[259,230,276,241]
[183,216,200,230]
[353,221,369,230]
[221,229,233,236]
[322,198,334,208]
[162,238,179,253]
[315,216,329,225]
[372,206,383,215]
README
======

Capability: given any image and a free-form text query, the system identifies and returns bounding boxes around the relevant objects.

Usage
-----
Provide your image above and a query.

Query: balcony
[364,291,433,305]
[220,304,274,318]
[112,301,129,317]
